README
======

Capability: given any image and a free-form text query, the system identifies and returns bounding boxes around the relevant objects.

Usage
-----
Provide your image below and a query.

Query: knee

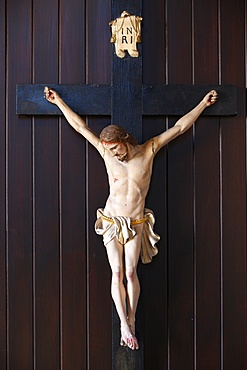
[112,267,123,285]
[125,266,137,282]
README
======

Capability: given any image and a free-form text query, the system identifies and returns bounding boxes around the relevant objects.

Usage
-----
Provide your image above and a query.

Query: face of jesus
[102,141,128,162]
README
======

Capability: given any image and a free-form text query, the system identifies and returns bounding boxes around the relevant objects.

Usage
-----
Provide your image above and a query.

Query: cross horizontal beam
[16,84,237,117]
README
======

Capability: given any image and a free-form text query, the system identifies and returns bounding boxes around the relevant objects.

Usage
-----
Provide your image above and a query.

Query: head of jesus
[100,125,138,162]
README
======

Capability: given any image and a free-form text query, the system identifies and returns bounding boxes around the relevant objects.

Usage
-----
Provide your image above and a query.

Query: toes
[120,337,127,346]
[121,326,139,350]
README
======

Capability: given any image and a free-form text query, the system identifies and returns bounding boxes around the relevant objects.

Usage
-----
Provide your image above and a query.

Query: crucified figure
[44,86,217,350]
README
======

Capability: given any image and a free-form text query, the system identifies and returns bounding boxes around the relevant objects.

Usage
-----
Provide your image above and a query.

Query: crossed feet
[120,320,139,350]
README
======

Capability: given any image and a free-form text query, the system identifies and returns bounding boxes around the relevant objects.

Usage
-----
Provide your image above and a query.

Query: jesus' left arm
[150,90,218,154]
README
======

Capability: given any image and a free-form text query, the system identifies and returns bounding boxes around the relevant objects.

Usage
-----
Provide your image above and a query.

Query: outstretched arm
[151,90,218,153]
[44,87,102,152]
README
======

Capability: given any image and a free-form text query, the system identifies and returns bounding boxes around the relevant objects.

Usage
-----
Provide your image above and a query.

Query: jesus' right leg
[106,238,137,350]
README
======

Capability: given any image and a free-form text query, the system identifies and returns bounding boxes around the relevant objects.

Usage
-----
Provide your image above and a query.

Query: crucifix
[16,0,236,369]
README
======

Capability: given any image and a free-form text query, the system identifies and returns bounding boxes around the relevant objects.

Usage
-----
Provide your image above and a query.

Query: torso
[101,141,154,219]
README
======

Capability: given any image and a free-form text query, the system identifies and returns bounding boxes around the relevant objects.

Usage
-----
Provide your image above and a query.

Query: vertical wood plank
[193,1,221,368]
[7,0,33,369]
[220,0,247,369]
[142,0,168,369]
[33,1,60,369]
[59,1,87,370]
[167,1,194,369]
[0,2,7,369]
[86,1,112,369]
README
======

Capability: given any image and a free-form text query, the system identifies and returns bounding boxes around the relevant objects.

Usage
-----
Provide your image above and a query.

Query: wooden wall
[0,0,246,369]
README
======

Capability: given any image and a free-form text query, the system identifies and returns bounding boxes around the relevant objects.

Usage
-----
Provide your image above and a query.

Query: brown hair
[99,125,138,146]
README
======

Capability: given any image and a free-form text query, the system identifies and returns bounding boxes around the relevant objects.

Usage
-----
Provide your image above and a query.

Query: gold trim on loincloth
[100,213,147,225]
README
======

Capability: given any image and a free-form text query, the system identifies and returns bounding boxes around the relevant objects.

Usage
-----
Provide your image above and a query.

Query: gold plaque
[109,11,142,58]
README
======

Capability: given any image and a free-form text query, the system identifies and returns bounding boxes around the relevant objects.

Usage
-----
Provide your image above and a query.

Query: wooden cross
[16,0,236,369]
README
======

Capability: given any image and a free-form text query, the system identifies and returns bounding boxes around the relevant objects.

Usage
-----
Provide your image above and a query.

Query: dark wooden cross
[16,1,236,369]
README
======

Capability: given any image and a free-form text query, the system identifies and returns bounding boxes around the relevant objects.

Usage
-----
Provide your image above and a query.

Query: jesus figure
[44,86,217,350]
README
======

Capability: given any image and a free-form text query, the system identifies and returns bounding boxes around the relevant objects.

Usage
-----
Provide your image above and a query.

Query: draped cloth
[95,208,160,264]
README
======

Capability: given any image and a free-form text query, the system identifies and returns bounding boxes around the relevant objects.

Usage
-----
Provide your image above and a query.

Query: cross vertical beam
[112,53,143,143]
[111,0,143,141]
[111,2,143,368]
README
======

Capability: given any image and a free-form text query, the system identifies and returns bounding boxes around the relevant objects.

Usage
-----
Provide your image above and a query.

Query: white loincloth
[95,208,160,264]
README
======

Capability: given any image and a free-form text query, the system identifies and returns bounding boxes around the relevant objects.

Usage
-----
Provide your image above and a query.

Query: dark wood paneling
[60,1,87,369]
[1,1,246,370]
[167,1,195,369]
[220,0,247,369]
[194,1,221,368]
[33,1,60,369]
[7,0,33,369]
[0,1,6,369]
